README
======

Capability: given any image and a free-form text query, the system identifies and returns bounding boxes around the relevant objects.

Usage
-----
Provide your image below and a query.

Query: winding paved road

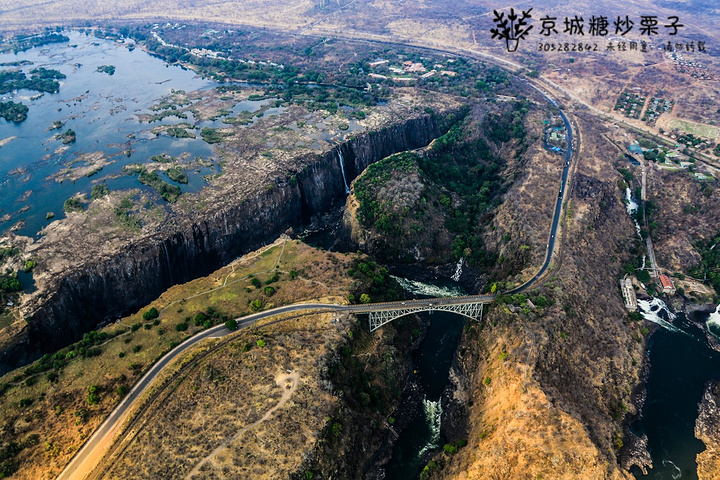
[56,44,576,480]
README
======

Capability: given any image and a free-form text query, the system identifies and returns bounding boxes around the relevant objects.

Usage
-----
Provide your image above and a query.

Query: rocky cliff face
[696,380,720,480]
[0,115,441,375]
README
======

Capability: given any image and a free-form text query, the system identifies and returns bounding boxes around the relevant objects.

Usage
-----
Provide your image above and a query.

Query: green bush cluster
[347,259,403,303]
[0,101,29,123]
[691,232,720,299]
[137,169,182,202]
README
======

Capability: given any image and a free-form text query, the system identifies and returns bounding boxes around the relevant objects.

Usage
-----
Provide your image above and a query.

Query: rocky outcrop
[0,115,442,375]
[696,380,720,479]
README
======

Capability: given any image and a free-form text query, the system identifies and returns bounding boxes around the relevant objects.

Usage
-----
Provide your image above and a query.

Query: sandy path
[185,370,300,479]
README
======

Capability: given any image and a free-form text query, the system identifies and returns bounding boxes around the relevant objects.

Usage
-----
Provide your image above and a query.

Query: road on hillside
[56,302,341,480]
[507,98,574,294]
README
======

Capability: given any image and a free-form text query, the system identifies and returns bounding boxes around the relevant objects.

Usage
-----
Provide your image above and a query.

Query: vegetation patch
[62,196,84,213]
[166,126,195,139]
[137,168,182,202]
[200,127,232,144]
[0,67,65,95]
[57,128,76,144]
[165,167,188,184]
[691,232,720,302]
[0,33,69,54]
[0,239,354,477]
[95,65,115,75]
[0,101,29,123]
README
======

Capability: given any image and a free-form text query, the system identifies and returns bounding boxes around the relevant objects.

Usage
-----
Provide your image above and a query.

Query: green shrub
[193,313,207,326]
[86,385,100,405]
[443,443,458,455]
[225,319,238,331]
[142,307,159,321]
[91,184,109,199]
[63,196,84,213]
[175,323,188,332]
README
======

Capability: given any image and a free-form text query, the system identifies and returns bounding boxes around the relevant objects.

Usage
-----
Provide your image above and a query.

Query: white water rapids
[391,276,464,298]
[637,297,687,335]
[706,304,720,340]
[416,397,443,459]
[451,258,464,282]
[625,187,642,237]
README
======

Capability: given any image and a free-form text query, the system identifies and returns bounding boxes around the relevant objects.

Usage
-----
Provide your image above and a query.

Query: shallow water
[0,31,219,236]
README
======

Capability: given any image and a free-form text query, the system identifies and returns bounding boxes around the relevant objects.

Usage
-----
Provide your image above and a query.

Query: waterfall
[416,397,443,459]
[391,276,464,297]
[637,298,687,335]
[161,242,173,285]
[337,149,350,194]
[641,255,646,270]
[625,187,638,214]
[451,258,464,282]
[625,187,642,237]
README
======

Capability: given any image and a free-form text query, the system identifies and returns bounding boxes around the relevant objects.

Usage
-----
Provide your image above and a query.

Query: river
[384,278,468,480]
[0,31,229,237]
[632,299,720,480]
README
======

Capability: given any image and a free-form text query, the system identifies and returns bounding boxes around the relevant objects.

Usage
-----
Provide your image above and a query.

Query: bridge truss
[368,302,484,331]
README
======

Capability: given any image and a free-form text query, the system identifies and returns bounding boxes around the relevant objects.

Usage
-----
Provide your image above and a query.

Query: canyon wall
[0,115,441,374]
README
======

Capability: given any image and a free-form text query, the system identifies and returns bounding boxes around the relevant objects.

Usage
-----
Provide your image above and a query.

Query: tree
[142,307,159,321]
[63,196,84,213]
[87,385,100,405]
[91,184,109,199]
[360,293,371,304]
[225,318,238,331]
[636,269,651,284]
[443,443,458,455]
[249,299,263,312]
[193,313,207,326]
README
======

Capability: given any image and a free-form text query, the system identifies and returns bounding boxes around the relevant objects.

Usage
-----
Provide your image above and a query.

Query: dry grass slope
[103,312,344,479]
[0,238,353,479]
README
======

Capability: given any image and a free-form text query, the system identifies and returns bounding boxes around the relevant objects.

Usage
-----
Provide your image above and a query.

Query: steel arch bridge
[368,302,484,331]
